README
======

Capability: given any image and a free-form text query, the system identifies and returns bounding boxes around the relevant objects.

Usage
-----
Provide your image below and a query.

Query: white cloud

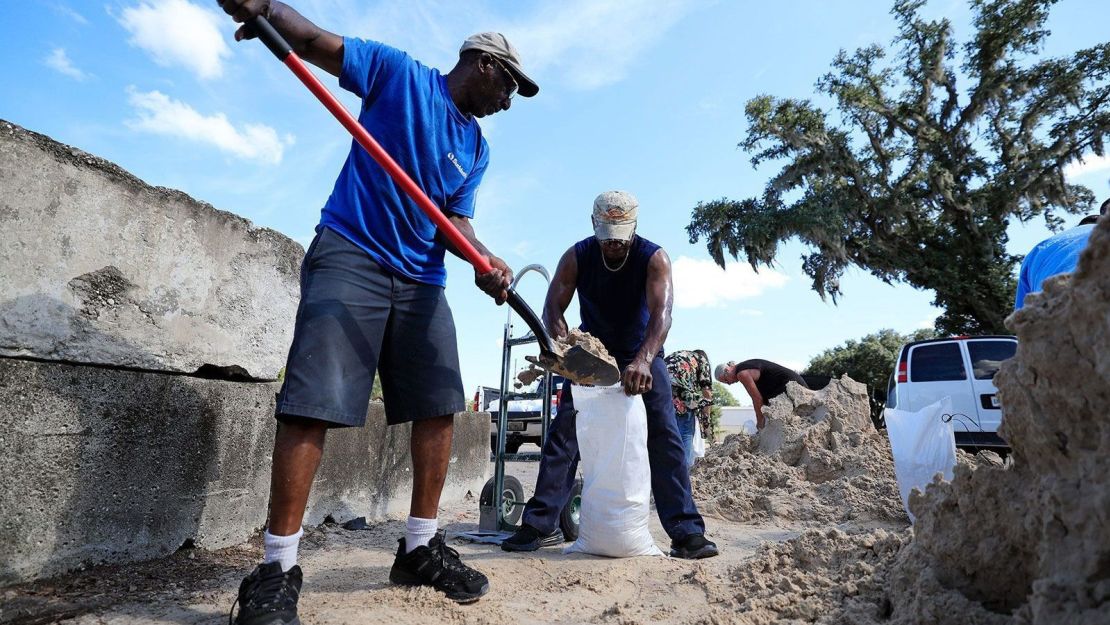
[44,48,88,81]
[125,88,294,164]
[49,2,88,24]
[671,256,788,309]
[293,0,705,91]
[1064,153,1110,179]
[118,0,230,80]
[510,0,705,90]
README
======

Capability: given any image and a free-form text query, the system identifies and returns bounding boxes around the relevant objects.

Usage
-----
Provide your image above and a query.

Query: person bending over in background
[715,359,808,430]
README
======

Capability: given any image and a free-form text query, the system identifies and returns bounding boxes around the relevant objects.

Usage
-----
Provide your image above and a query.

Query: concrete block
[308,405,490,525]
[0,358,277,584]
[0,358,489,584]
[0,119,302,380]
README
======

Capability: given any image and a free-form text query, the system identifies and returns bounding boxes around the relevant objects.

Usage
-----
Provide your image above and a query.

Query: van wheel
[559,478,584,542]
[480,475,525,525]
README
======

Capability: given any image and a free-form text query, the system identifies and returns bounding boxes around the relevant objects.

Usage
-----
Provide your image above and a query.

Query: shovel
[248,16,619,385]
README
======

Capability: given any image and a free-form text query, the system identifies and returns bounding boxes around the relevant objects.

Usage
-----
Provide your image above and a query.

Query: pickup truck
[474,374,567,453]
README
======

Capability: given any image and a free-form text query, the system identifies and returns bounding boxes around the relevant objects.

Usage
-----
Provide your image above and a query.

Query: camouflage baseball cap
[592,191,638,241]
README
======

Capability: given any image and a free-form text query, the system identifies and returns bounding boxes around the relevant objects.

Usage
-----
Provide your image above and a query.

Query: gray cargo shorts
[276,227,465,427]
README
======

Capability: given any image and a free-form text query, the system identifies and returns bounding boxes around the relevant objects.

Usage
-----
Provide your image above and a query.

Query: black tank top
[574,235,661,362]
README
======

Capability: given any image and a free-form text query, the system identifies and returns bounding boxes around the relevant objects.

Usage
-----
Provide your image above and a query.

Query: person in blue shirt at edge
[1014,198,1108,310]
[219,1,538,622]
[501,191,720,560]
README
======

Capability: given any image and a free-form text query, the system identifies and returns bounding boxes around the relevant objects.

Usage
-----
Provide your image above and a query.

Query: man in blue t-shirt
[1014,198,1107,310]
[221,1,539,620]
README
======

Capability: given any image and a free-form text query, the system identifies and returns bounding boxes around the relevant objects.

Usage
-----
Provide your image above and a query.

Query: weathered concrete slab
[0,358,489,584]
[0,119,302,380]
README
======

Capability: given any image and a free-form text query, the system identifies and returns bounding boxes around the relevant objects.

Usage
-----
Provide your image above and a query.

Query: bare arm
[222,1,344,76]
[623,249,673,395]
[441,214,512,304]
[542,247,578,340]
[737,369,765,429]
[636,249,673,363]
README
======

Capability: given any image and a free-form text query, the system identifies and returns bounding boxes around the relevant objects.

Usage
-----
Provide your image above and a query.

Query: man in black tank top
[715,359,809,429]
[501,191,718,560]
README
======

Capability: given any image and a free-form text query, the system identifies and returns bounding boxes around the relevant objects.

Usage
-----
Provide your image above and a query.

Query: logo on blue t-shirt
[318,37,490,288]
[446,152,468,178]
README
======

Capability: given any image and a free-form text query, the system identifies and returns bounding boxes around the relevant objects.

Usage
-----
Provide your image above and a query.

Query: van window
[967,340,1017,380]
[910,343,966,382]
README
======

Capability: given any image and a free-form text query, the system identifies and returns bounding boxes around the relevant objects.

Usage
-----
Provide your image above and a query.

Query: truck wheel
[505,439,523,454]
[559,478,584,542]
[480,475,525,525]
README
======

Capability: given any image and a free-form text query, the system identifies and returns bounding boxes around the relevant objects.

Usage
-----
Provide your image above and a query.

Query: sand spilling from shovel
[690,376,906,525]
[524,329,619,386]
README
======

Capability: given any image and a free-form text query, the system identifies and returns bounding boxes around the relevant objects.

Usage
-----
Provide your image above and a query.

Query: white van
[884,335,1017,449]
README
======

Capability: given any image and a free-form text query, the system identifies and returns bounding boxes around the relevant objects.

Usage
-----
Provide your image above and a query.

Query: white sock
[405,516,438,553]
[263,528,303,572]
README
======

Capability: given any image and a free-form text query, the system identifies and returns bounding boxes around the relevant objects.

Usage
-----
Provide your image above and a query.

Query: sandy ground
[1,449,898,625]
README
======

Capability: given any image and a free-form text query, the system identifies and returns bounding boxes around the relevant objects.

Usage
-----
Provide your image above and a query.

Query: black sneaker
[389,532,490,603]
[500,525,564,552]
[228,562,302,625]
[669,533,719,560]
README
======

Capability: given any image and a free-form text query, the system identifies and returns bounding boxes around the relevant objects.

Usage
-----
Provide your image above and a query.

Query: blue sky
[3,0,1107,402]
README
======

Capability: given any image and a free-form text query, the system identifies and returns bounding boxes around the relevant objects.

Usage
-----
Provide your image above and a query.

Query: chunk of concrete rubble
[0,119,301,380]
[691,376,906,525]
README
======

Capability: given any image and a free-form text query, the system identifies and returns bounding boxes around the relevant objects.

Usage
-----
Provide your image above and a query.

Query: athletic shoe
[500,525,564,552]
[669,533,719,559]
[389,531,490,603]
[228,561,302,625]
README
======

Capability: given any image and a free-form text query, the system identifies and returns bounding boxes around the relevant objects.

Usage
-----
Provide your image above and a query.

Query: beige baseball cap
[592,191,638,241]
[460,32,539,97]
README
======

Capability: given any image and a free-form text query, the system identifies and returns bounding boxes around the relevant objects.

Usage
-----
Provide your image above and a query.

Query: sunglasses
[488,55,518,99]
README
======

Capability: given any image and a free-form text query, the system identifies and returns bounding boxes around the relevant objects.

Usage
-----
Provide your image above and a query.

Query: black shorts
[276,227,465,427]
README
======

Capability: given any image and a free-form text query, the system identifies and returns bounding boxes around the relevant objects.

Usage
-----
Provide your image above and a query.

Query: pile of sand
[691,376,907,525]
[714,217,1110,624]
[712,527,909,625]
[880,217,1110,625]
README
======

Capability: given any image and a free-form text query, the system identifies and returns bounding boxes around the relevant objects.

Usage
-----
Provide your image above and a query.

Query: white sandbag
[565,385,663,558]
[692,417,706,458]
[884,397,958,523]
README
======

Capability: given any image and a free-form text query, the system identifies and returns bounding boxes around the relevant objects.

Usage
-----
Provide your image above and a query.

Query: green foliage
[371,375,384,403]
[803,328,936,400]
[688,0,1108,335]
[709,381,740,437]
[713,381,740,407]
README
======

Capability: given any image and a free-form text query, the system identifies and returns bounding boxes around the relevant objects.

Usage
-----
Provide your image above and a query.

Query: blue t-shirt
[1014,224,1094,310]
[319,37,489,287]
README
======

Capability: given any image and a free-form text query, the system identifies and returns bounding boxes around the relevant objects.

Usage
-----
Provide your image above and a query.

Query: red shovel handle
[249,16,494,275]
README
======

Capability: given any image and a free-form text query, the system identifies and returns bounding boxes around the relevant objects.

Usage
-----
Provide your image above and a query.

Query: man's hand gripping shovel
[246,16,618,385]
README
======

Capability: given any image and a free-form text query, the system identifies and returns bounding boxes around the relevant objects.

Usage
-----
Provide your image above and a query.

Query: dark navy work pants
[520,355,706,541]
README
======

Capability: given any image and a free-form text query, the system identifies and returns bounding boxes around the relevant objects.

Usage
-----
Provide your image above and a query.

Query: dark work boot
[500,524,564,552]
[229,561,302,625]
[669,533,719,560]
